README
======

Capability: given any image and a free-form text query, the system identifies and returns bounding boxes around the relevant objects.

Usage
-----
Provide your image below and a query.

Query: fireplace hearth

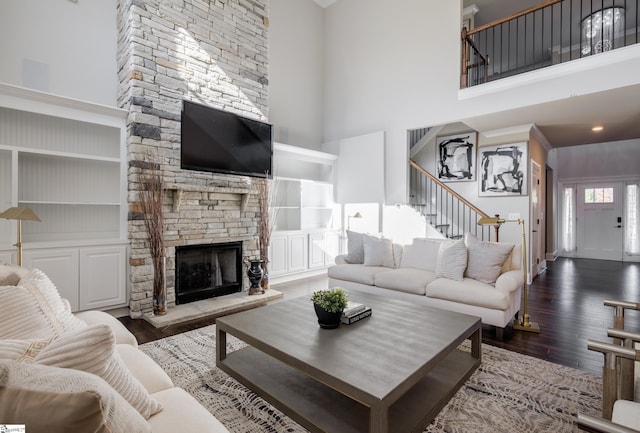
[175,242,242,304]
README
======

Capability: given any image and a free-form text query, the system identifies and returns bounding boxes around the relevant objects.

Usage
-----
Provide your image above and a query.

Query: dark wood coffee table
[216,291,481,433]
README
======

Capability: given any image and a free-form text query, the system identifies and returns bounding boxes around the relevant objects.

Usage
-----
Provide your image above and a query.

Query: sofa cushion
[328,264,390,286]
[373,268,435,295]
[435,238,467,281]
[0,324,163,419]
[612,400,640,431]
[363,234,395,268]
[344,230,365,264]
[0,361,151,433]
[117,344,174,394]
[149,387,230,433]
[0,269,87,340]
[426,277,511,310]
[0,263,30,285]
[75,309,138,347]
[400,238,446,272]
[464,233,514,285]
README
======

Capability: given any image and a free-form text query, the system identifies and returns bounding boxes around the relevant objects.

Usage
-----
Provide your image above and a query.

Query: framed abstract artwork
[478,142,528,196]
[436,132,477,182]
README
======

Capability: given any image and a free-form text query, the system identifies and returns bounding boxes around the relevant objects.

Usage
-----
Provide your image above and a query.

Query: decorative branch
[257,171,279,275]
[139,153,166,314]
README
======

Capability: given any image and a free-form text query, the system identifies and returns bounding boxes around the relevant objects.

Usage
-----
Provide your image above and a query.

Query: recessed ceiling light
[592,125,604,132]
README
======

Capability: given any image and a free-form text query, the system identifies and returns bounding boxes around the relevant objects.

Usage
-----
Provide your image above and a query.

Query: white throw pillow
[0,324,163,419]
[400,238,444,272]
[362,234,395,267]
[464,233,514,285]
[0,269,87,340]
[0,361,151,433]
[435,238,467,281]
[344,230,365,264]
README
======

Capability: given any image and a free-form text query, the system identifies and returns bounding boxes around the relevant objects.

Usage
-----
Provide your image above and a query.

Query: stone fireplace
[117,0,269,318]
[175,241,243,304]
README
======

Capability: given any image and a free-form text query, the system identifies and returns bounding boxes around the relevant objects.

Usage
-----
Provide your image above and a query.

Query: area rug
[140,324,602,432]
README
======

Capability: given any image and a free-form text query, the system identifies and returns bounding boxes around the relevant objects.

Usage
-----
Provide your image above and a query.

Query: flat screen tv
[181,100,273,178]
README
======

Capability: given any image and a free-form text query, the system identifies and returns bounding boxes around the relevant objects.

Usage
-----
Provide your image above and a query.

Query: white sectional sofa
[0,263,229,433]
[328,232,523,338]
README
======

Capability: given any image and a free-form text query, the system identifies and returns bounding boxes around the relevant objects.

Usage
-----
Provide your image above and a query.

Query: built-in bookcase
[272,143,339,232]
[0,107,123,243]
[269,143,341,282]
[0,84,128,311]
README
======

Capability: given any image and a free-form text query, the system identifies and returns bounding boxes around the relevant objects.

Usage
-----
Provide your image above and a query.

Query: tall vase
[247,260,264,295]
[153,255,167,315]
[260,260,269,291]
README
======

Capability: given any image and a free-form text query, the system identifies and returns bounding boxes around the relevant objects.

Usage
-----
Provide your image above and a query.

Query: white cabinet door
[22,249,80,311]
[0,252,14,264]
[79,246,127,310]
[269,235,288,276]
[288,233,308,273]
[308,232,325,269]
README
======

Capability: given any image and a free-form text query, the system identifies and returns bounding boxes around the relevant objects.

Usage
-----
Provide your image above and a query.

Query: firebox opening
[175,241,242,304]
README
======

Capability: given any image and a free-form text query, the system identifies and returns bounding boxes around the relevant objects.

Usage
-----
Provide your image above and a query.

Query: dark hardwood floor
[120,257,640,376]
[484,257,640,375]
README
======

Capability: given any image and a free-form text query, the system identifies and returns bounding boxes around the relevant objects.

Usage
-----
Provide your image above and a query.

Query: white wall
[553,139,640,180]
[269,0,325,148]
[0,0,118,106]
[323,0,462,205]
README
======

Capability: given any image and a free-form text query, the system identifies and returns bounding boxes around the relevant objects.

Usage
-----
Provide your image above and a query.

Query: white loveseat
[0,263,229,433]
[328,232,523,338]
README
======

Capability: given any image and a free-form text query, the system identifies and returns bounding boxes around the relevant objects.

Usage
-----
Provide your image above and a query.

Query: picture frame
[436,132,477,182]
[478,142,528,196]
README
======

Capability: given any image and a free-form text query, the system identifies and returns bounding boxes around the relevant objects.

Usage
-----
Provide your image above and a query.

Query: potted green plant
[311,287,349,329]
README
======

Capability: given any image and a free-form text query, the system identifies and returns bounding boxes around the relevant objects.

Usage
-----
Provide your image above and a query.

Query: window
[562,186,576,252]
[626,184,639,255]
[584,187,614,203]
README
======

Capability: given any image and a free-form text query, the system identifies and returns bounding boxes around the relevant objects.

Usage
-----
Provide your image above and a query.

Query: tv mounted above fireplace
[181,100,273,179]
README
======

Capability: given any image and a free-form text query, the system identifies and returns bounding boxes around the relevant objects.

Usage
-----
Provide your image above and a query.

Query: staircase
[409,159,497,242]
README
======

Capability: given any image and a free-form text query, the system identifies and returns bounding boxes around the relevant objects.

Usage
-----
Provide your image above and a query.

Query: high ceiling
[312,0,336,8]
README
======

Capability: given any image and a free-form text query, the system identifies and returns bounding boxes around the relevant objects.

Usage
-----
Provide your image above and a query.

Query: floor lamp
[478,216,540,333]
[0,207,41,266]
[347,212,362,231]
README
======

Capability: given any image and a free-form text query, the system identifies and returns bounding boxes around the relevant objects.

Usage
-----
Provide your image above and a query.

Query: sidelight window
[627,184,639,255]
[562,186,577,253]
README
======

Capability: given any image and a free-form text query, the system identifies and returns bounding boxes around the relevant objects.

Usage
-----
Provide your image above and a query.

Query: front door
[530,161,544,276]
[577,182,624,260]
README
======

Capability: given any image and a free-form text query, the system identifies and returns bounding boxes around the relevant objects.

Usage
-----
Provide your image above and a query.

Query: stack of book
[341,301,372,325]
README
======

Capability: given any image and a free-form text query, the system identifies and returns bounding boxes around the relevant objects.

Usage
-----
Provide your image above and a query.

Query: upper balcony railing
[461,0,640,88]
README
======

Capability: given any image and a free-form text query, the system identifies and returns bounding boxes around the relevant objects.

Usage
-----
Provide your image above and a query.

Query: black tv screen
[181,100,273,178]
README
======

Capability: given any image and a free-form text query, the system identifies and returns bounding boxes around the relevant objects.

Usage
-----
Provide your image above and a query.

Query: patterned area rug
[140,324,602,433]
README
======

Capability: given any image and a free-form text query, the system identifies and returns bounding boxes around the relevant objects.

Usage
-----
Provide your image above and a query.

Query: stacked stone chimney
[116,0,269,317]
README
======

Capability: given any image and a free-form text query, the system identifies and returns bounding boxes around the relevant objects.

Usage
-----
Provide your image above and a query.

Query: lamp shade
[0,207,41,222]
[477,216,505,225]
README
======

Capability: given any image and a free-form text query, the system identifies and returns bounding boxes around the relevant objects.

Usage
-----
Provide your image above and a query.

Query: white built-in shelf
[272,143,339,232]
[0,85,126,246]
[0,84,128,312]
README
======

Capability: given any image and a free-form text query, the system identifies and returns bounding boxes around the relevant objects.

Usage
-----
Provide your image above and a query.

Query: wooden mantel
[164,183,252,212]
